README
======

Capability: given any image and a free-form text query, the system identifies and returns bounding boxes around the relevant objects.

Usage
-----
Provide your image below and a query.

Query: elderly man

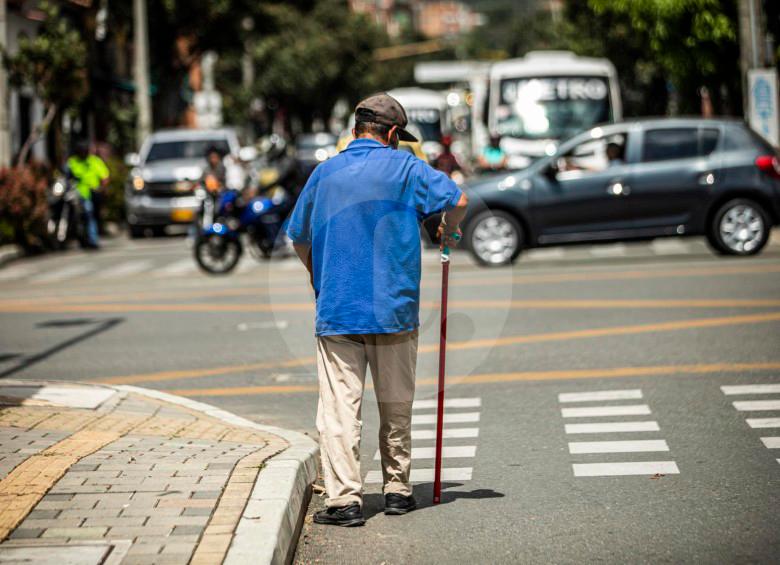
[287,93,468,526]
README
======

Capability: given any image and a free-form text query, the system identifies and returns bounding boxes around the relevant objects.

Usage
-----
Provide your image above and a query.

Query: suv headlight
[132,176,145,191]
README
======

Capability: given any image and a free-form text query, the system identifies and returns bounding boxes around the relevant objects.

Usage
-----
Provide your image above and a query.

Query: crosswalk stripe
[558,389,642,403]
[412,412,480,425]
[412,398,481,410]
[525,248,565,261]
[572,461,679,477]
[30,264,94,283]
[746,418,780,428]
[721,384,780,395]
[589,243,627,257]
[373,446,476,460]
[565,421,660,434]
[154,258,196,277]
[760,437,780,449]
[411,428,478,440]
[365,468,472,484]
[561,404,651,418]
[568,440,669,454]
[733,400,780,411]
[97,260,153,279]
[650,239,692,255]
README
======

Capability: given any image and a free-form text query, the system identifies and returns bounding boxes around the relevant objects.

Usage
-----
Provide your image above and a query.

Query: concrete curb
[114,385,318,565]
[0,244,22,268]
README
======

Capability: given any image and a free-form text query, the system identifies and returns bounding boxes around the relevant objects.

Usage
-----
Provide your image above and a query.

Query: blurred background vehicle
[124,129,256,238]
[428,118,780,266]
[295,133,338,179]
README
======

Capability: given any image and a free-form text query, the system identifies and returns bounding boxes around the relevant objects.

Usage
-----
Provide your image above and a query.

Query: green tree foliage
[3,1,88,163]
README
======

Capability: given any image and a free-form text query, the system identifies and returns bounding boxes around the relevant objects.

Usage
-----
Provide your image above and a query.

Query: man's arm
[437,191,469,250]
[293,242,314,286]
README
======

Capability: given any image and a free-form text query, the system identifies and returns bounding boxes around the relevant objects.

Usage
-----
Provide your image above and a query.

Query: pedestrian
[287,93,469,527]
[66,140,110,249]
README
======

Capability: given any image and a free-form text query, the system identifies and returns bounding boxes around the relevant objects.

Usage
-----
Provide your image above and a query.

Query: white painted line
[412,398,481,410]
[97,260,153,279]
[31,264,94,283]
[411,428,479,440]
[572,461,679,477]
[746,418,780,429]
[568,440,669,454]
[650,239,691,255]
[733,400,780,411]
[589,243,627,257]
[559,389,643,403]
[561,404,651,418]
[373,446,476,460]
[525,248,565,261]
[760,437,780,449]
[565,421,660,434]
[154,258,196,277]
[412,412,480,425]
[721,384,780,395]
[365,467,472,484]
[237,320,289,331]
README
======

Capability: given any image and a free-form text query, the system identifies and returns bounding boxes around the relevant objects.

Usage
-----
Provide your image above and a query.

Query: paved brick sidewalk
[0,381,291,564]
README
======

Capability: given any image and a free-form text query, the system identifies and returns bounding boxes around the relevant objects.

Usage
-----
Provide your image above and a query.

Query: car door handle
[606,181,630,196]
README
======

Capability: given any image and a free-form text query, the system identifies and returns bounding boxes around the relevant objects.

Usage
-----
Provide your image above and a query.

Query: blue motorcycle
[194,186,292,274]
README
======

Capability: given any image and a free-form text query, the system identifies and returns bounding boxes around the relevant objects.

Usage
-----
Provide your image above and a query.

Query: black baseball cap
[355,93,418,142]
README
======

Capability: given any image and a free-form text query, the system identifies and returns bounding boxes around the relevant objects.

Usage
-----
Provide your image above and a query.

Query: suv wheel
[466,210,523,267]
[709,198,769,256]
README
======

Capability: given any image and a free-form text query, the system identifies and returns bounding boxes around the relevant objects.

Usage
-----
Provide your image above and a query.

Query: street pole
[133,0,152,148]
[738,0,767,115]
[0,0,10,168]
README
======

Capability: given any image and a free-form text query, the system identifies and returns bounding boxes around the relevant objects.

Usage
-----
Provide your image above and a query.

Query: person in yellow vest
[66,140,110,249]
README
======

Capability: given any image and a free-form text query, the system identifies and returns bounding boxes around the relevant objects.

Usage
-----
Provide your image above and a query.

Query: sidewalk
[0,380,317,565]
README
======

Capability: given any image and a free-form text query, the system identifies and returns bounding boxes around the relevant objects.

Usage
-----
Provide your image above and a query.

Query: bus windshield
[406,108,442,142]
[495,76,611,141]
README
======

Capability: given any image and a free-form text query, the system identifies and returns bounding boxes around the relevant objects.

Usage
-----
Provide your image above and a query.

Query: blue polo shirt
[286,138,462,336]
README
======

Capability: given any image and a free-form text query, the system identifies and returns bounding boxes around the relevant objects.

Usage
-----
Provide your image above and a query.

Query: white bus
[387,87,449,158]
[488,51,621,169]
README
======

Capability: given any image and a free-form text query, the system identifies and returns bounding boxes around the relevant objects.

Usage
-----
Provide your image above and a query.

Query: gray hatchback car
[453,118,780,266]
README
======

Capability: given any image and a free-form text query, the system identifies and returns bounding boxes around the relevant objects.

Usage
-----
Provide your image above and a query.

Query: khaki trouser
[316,330,418,507]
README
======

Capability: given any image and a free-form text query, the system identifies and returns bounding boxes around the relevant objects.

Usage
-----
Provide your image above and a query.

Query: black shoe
[313,503,365,527]
[384,493,417,515]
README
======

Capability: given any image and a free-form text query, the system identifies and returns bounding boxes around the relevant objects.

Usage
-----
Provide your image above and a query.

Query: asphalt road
[1,232,779,564]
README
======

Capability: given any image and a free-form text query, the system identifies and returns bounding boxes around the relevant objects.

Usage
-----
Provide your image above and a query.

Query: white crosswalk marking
[412,398,481,410]
[650,239,692,255]
[30,264,94,283]
[565,421,660,434]
[558,389,643,403]
[154,258,196,277]
[721,384,780,395]
[411,427,479,440]
[561,404,651,418]
[97,260,153,279]
[733,400,780,411]
[746,418,780,428]
[525,248,565,261]
[572,461,680,477]
[760,437,780,449]
[568,440,669,454]
[411,412,480,425]
[589,243,627,257]
[373,446,476,460]
[365,468,472,484]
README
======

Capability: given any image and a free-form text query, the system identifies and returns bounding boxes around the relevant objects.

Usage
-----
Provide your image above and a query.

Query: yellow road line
[97,310,780,386]
[3,262,779,308]
[169,361,780,397]
[5,298,780,314]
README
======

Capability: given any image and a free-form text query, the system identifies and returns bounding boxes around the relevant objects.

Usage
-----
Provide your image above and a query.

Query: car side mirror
[125,152,140,167]
[238,146,258,163]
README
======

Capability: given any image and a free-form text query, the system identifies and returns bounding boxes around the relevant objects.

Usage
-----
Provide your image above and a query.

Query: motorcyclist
[201,145,227,194]
[66,140,109,249]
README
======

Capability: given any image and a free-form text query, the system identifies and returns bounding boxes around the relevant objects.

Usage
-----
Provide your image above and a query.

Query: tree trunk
[16,103,57,166]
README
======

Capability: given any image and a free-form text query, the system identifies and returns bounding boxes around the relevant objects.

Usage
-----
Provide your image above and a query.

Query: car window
[145,139,231,163]
[724,125,774,152]
[641,128,719,162]
[556,132,628,179]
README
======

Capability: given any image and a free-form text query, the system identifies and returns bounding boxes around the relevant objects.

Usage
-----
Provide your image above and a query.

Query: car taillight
[755,155,780,179]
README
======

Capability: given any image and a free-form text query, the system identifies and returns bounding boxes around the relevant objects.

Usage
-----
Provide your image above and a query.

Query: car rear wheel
[709,198,770,256]
[466,210,523,267]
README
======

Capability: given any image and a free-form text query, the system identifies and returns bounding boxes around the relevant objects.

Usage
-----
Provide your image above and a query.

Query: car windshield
[406,108,442,142]
[145,139,230,163]
[495,76,611,141]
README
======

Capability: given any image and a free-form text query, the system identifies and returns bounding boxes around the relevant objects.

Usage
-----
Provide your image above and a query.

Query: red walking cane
[433,234,458,504]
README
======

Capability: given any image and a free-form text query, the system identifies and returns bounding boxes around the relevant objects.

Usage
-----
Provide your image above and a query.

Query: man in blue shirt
[287,93,468,526]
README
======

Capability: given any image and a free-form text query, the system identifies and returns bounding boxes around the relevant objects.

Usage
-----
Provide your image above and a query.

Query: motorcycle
[193,184,293,275]
[46,174,81,249]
